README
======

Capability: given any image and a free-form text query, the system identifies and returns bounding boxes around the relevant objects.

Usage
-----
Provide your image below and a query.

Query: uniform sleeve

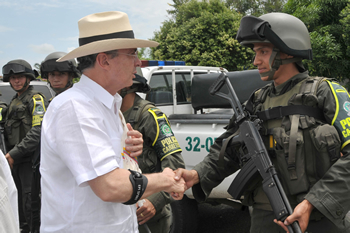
[192,117,241,203]
[305,81,350,227]
[9,94,48,161]
[137,108,186,213]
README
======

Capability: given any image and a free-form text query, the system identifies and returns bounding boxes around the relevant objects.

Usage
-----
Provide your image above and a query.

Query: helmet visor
[236,16,270,45]
[41,60,71,73]
[2,63,34,75]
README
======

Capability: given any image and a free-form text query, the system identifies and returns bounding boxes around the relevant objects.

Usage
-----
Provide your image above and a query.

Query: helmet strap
[49,77,74,95]
[120,87,138,98]
[10,77,30,93]
[259,48,303,81]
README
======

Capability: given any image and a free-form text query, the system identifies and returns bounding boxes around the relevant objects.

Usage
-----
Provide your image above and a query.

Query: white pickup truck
[139,64,267,232]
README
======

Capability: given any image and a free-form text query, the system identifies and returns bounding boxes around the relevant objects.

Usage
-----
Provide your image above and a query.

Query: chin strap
[10,77,30,93]
[120,87,138,98]
[50,78,73,95]
[260,48,302,81]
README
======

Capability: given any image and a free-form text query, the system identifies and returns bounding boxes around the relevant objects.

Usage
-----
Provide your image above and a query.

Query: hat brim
[57,38,159,62]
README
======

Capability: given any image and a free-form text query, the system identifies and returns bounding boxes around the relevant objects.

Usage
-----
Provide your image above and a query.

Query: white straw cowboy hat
[58,11,159,62]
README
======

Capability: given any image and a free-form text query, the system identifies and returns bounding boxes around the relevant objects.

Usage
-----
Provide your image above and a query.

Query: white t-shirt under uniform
[40,75,138,233]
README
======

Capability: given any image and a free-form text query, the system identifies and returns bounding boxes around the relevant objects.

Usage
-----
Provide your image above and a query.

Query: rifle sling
[288,114,299,180]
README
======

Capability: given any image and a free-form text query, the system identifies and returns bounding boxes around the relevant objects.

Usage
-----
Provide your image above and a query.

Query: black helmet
[236,12,312,80]
[2,59,37,82]
[41,51,80,79]
[130,74,151,93]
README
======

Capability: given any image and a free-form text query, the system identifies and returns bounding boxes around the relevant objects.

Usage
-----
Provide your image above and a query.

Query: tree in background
[284,0,350,85]
[153,0,350,85]
[167,0,191,17]
[225,0,287,16]
[151,0,254,71]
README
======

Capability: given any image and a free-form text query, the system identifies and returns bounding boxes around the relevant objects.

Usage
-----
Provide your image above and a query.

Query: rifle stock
[209,72,302,233]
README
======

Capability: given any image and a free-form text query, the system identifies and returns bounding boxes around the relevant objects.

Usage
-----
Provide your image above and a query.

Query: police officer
[175,12,350,233]
[120,70,185,233]
[2,59,48,233]
[40,51,80,99]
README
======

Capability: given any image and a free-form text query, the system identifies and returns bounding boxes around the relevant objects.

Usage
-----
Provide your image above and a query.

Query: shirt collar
[79,74,122,110]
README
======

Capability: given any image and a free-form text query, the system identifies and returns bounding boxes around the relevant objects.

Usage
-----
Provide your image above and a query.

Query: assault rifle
[209,72,302,233]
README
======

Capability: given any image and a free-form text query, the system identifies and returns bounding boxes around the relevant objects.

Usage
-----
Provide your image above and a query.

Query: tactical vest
[5,88,46,148]
[243,76,342,209]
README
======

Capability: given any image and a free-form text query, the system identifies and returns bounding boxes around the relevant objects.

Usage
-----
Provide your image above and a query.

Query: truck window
[146,72,206,105]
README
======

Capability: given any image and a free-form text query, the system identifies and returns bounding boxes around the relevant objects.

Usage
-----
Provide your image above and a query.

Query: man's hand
[125,123,143,157]
[162,168,186,200]
[136,199,156,225]
[5,153,14,169]
[174,168,199,190]
[274,199,314,233]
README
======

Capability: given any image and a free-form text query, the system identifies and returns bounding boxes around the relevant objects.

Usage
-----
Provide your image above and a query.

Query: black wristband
[123,169,148,205]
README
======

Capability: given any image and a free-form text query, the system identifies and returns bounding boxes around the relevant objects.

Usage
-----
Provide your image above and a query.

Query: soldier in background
[2,59,48,233]
[40,51,80,100]
[120,69,185,233]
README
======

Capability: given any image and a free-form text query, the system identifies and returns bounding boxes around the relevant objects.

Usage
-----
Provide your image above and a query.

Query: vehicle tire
[170,195,199,233]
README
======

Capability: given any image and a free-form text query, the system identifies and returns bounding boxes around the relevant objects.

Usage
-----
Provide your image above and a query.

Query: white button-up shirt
[40,75,138,233]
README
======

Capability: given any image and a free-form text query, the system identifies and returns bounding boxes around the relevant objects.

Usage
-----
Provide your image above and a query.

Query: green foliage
[340,4,350,57]
[225,0,287,16]
[152,0,254,71]
[152,0,350,84]
[284,0,350,84]
[167,0,191,17]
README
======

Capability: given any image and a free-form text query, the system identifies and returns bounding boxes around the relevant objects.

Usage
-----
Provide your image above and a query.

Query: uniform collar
[272,71,309,95]
[15,85,33,100]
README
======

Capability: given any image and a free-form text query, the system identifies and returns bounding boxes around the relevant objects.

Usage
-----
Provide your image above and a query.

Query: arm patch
[32,94,46,127]
[326,80,350,149]
[148,108,182,161]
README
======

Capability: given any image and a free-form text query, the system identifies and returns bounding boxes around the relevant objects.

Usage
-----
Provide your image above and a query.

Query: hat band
[79,30,135,46]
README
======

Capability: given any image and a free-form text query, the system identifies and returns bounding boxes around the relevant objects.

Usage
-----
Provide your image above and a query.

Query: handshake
[161,168,199,200]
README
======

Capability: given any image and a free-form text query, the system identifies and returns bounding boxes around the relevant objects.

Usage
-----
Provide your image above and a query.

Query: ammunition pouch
[270,127,309,196]
[267,123,341,197]
[309,124,341,179]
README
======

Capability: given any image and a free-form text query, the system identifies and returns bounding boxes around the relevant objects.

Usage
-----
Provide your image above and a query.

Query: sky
[0,0,173,75]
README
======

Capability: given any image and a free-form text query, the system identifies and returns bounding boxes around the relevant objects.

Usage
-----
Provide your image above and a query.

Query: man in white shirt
[40,11,186,233]
[0,150,19,233]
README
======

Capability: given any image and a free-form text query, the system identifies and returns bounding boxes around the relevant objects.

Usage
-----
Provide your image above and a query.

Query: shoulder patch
[148,108,182,161]
[326,80,350,148]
